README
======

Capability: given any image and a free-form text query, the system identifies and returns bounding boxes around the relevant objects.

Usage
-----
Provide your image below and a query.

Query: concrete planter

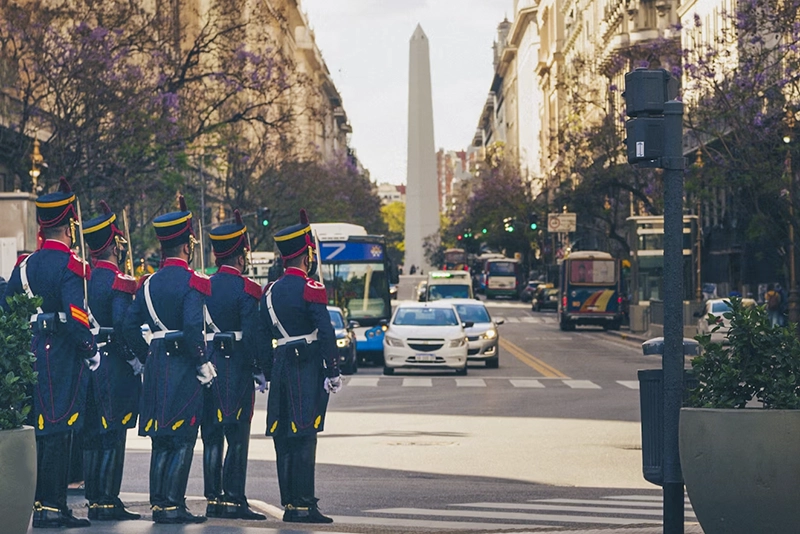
[0,426,36,534]
[680,408,800,534]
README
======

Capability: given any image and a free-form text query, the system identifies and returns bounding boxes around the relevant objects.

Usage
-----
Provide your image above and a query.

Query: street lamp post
[29,139,44,192]
[785,134,799,327]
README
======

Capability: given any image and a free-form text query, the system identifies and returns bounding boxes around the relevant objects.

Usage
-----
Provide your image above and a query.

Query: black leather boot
[283,503,333,524]
[220,423,265,520]
[106,437,140,520]
[202,423,224,517]
[148,439,170,511]
[161,445,206,524]
[273,435,293,508]
[33,434,90,528]
[83,448,101,515]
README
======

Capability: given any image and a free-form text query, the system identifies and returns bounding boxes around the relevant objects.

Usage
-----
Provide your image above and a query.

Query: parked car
[328,306,358,374]
[416,280,428,301]
[695,298,757,343]
[520,280,545,303]
[448,299,504,368]
[532,288,559,312]
[383,301,469,375]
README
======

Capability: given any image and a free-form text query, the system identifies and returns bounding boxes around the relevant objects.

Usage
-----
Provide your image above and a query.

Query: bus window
[570,260,615,285]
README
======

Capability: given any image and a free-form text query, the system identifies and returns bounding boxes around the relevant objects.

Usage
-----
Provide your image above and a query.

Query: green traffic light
[262,220,269,227]
[530,223,537,230]
[482,228,487,234]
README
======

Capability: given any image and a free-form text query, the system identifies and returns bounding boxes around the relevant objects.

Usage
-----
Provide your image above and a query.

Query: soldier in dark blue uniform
[81,201,141,521]
[123,196,215,524]
[2,178,98,528]
[202,210,268,520]
[261,209,342,524]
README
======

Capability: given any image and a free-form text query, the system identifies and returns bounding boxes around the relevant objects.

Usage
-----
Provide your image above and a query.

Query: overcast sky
[300,0,514,185]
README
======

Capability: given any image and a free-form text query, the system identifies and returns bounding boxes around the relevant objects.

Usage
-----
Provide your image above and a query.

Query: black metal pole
[661,100,685,534]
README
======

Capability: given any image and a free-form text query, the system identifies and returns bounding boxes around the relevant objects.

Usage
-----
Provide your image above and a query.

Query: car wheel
[559,316,575,331]
[455,365,468,376]
[383,366,394,375]
[485,356,499,369]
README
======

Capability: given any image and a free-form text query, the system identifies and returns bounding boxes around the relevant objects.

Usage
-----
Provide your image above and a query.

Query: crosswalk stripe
[509,379,545,388]
[542,317,557,324]
[563,380,601,389]
[402,378,432,387]
[521,316,537,323]
[506,316,521,323]
[604,495,691,503]
[540,498,691,509]
[453,502,696,518]
[456,378,486,387]
[617,380,640,390]
[367,507,661,525]
[347,377,379,387]
[330,515,530,530]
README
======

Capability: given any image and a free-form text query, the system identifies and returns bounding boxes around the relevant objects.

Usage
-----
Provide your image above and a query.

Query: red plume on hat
[234,209,243,225]
[178,195,187,212]
[299,208,309,225]
[58,177,72,193]
[99,200,112,215]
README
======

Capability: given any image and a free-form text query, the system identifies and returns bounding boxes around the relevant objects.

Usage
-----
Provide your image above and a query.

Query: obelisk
[405,24,440,273]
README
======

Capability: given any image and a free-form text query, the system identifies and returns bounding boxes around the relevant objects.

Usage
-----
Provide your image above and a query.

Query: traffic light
[482,228,487,234]
[503,217,515,232]
[464,229,473,239]
[457,234,463,241]
[622,68,678,165]
[528,213,539,230]
[257,207,271,227]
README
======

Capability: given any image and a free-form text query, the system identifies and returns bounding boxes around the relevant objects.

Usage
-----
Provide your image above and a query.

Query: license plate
[416,354,436,362]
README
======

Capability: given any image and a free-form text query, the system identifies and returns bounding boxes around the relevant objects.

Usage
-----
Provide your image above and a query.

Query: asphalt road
[38,275,693,533]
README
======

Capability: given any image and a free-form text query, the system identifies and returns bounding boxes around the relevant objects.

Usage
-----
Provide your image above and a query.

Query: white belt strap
[151,330,180,340]
[20,256,43,314]
[204,306,220,333]
[143,277,170,333]
[266,289,318,346]
[205,331,243,342]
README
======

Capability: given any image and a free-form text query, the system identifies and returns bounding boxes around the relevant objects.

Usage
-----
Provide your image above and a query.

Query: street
[43,276,695,533]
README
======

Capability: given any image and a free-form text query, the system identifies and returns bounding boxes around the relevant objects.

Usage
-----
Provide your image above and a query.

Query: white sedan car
[383,301,469,375]
[695,297,757,343]
[447,299,504,368]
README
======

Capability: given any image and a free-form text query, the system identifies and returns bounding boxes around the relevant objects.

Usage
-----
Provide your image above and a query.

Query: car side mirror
[462,321,474,328]
[496,319,505,325]
[348,320,360,329]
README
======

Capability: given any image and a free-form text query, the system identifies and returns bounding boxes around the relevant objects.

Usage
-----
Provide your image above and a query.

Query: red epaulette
[303,278,328,304]
[112,273,137,295]
[189,271,212,296]
[14,253,29,267]
[262,281,274,297]
[242,277,262,300]
[136,273,151,291]
[67,254,91,280]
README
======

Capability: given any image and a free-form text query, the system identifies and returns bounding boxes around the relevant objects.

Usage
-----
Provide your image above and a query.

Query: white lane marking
[452,502,696,518]
[330,515,534,530]
[617,381,640,390]
[542,317,557,324]
[456,378,486,387]
[520,317,537,323]
[509,379,545,388]
[347,377,380,387]
[540,498,690,508]
[603,495,691,503]
[366,507,661,525]
[402,378,433,387]
[563,380,601,389]
[505,317,521,323]
[248,499,284,519]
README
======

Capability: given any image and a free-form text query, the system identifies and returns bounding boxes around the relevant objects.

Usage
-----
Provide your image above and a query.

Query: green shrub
[689,297,800,409]
[0,294,39,430]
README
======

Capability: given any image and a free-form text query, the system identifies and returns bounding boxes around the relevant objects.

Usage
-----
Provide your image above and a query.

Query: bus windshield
[488,261,517,275]
[569,259,616,284]
[322,263,390,323]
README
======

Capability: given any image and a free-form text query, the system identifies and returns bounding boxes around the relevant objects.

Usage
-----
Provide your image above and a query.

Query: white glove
[127,357,144,376]
[196,361,217,387]
[85,352,101,371]
[324,375,342,394]
[253,372,268,393]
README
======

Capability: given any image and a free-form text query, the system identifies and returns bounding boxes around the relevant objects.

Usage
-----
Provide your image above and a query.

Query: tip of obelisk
[411,23,427,41]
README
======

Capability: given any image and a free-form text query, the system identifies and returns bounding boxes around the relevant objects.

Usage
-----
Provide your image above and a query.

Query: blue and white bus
[314,223,397,363]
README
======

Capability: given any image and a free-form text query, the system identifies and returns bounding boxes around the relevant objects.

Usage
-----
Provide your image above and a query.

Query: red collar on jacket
[217,265,241,276]
[93,260,121,273]
[284,267,306,278]
[162,258,189,269]
[42,240,71,253]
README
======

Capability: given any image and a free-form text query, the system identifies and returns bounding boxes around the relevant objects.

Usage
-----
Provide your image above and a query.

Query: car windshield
[710,301,732,314]
[328,310,345,329]
[454,304,490,323]
[394,307,459,326]
[428,284,470,299]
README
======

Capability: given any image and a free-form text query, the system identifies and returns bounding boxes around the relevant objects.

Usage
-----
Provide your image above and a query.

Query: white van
[425,271,474,301]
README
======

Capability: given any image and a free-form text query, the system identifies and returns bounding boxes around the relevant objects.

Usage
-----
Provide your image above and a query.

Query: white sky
[300,0,514,185]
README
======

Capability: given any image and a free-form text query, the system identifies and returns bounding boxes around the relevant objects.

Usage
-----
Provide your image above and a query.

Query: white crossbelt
[202,306,242,342]
[143,277,178,339]
[21,254,67,324]
[265,288,318,346]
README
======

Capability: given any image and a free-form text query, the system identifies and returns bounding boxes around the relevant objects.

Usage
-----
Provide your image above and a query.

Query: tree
[381,201,404,265]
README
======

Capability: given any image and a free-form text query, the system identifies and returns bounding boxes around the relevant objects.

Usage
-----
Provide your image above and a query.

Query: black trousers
[35,432,72,510]
[201,421,252,503]
[273,433,318,507]
[149,433,197,508]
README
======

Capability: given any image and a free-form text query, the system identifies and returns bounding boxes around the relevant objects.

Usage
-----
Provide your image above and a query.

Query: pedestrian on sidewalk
[201,210,268,521]
[2,179,98,528]
[123,196,215,525]
[81,201,141,521]
[765,283,784,327]
[261,209,342,524]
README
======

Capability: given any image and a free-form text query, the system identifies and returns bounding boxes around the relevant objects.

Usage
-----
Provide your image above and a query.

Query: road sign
[547,213,577,233]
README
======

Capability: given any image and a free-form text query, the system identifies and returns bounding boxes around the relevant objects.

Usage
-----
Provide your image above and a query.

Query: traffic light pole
[661,100,685,534]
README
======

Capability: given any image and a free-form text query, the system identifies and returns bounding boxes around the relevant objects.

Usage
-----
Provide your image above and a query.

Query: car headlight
[449,337,466,347]
[336,338,349,348]
[480,329,497,340]
[385,336,404,347]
